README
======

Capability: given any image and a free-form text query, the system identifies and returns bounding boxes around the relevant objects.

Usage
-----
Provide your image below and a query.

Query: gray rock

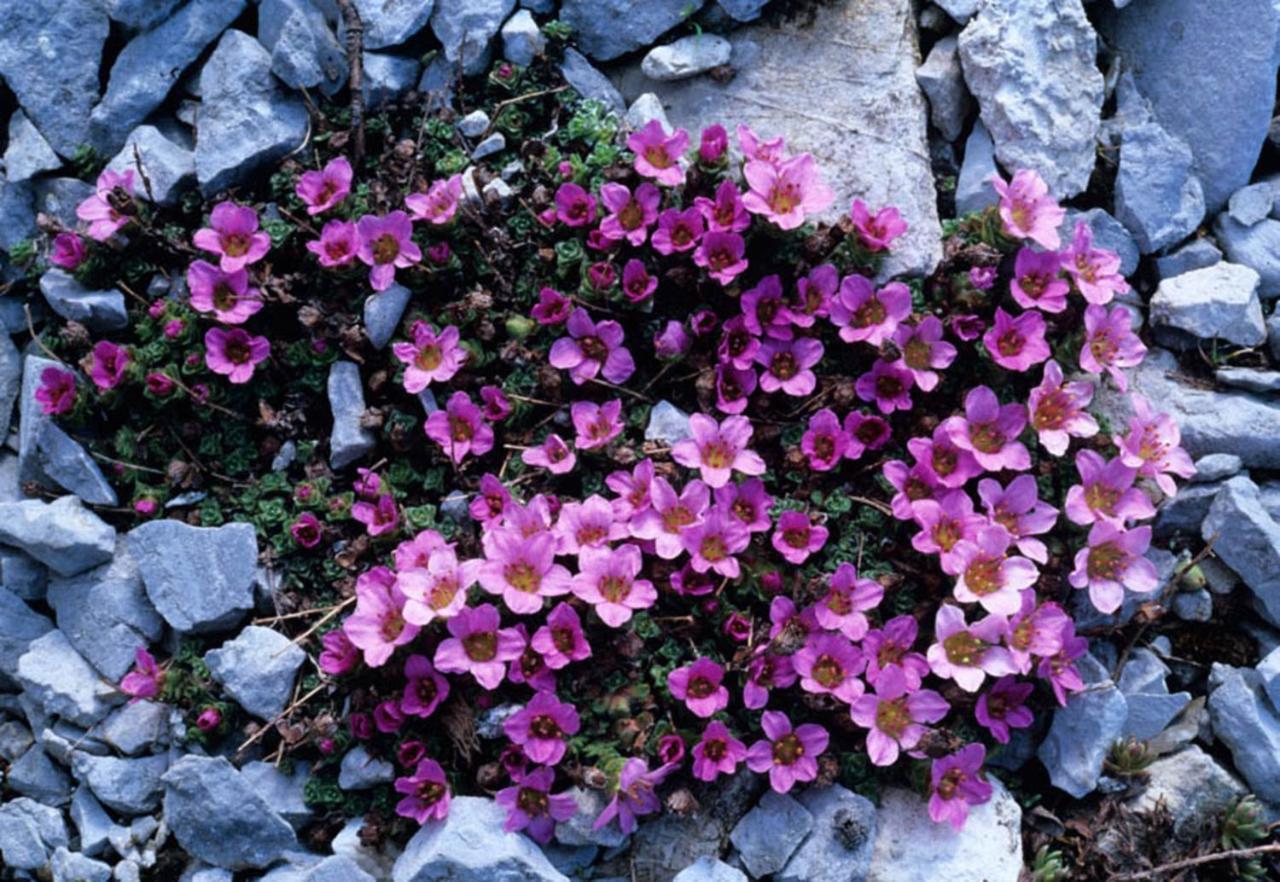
[332,815,403,879]
[0,719,34,761]
[865,780,1021,882]
[615,0,942,279]
[1270,312,1280,362]
[1131,745,1247,843]
[205,626,306,720]
[351,0,435,49]
[338,745,395,790]
[5,111,61,182]
[954,119,998,216]
[472,132,506,160]
[304,855,376,882]
[629,811,723,882]
[560,48,625,113]
[8,744,72,805]
[241,761,313,829]
[90,0,249,155]
[1037,654,1128,797]
[18,354,67,486]
[457,110,491,138]
[0,583,57,686]
[1149,262,1266,349]
[1155,239,1222,279]
[272,441,297,472]
[1229,182,1274,226]
[674,858,748,882]
[1122,691,1191,739]
[430,0,515,76]
[128,520,258,634]
[260,0,348,95]
[104,125,197,207]
[1192,453,1242,483]
[32,420,119,507]
[958,0,1102,198]
[417,56,457,112]
[625,93,671,132]
[198,30,309,196]
[16,630,119,727]
[730,791,813,877]
[71,786,114,857]
[363,284,411,350]
[501,9,544,67]
[40,720,108,766]
[1172,587,1213,622]
[1216,367,1280,394]
[39,269,129,333]
[935,0,979,23]
[642,35,733,82]
[645,400,691,444]
[328,361,376,470]
[1259,646,1280,711]
[2,549,50,601]
[52,847,112,882]
[1214,216,1280,299]
[1202,476,1280,626]
[73,753,168,815]
[0,496,115,577]
[915,36,971,142]
[555,786,629,849]
[0,0,107,158]
[163,755,298,870]
[184,867,236,882]
[0,797,68,870]
[717,0,769,22]
[98,700,170,756]
[0,175,36,252]
[562,0,702,61]
[440,490,469,522]
[1154,481,1222,539]
[1103,0,1278,212]
[776,784,876,882]
[1207,664,1280,803]
[0,332,21,445]
[362,52,421,110]
[106,0,185,30]
[393,796,569,881]
[1118,647,1170,696]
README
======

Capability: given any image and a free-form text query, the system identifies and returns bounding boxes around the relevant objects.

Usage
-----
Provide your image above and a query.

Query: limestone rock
[1149,262,1266,349]
[205,626,306,720]
[0,496,115,577]
[392,796,568,881]
[561,0,703,61]
[128,520,258,634]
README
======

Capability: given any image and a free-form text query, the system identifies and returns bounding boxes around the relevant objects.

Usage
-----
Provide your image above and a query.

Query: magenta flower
[655,320,691,359]
[630,476,710,558]
[433,603,525,689]
[119,647,163,701]
[495,766,577,844]
[974,676,1034,744]
[405,174,464,225]
[692,721,747,782]
[830,275,911,347]
[1065,450,1156,527]
[849,665,949,766]
[910,490,985,566]
[621,259,658,303]
[306,219,359,267]
[794,633,865,704]
[204,327,270,384]
[318,630,358,676]
[89,340,130,391]
[694,179,751,233]
[907,428,982,490]
[523,434,577,474]
[671,414,765,489]
[1028,360,1098,456]
[1005,591,1070,674]
[424,391,494,464]
[531,287,572,325]
[531,602,593,669]
[398,545,480,626]
[549,308,635,386]
[296,156,352,215]
[627,119,689,186]
[394,758,451,824]
[855,359,915,414]
[393,322,465,392]
[771,510,829,565]
[401,655,450,718]
[504,691,581,766]
[1069,522,1159,614]
[978,475,1059,564]
[391,526,441,567]
[737,123,786,164]
[470,473,512,524]
[719,316,762,370]
[1081,305,1147,391]
[743,651,797,710]
[291,512,323,548]
[508,624,557,692]
[592,757,675,835]
[882,457,940,520]
[668,658,730,718]
[741,275,794,339]
[193,201,271,272]
[949,525,1039,616]
[343,567,420,667]
[893,317,957,391]
[50,232,87,270]
[746,711,828,794]
[693,230,749,285]
[926,604,1016,692]
[984,308,1050,373]
[715,478,772,534]
[742,153,834,230]
[929,744,992,830]
[554,494,622,553]
[814,563,883,640]
[76,169,135,241]
[800,409,849,471]
[598,182,660,245]
[1060,221,1129,305]
[554,182,597,227]
[699,123,729,163]
[356,211,421,291]
[480,385,511,421]
[843,411,892,459]
[187,260,263,324]
[651,206,704,255]
[683,508,750,578]
[478,530,571,615]
[606,458,655,521]
[1114,394,1195,496]
[941,386,1030,473]
[864,615,930,690]
[992,169,1065,249]
[1010,247,1070,313]
[756,337,822,397]
[849,199,908,251]
[714,364,757,415]
[571,399,624,450]
[572,543,656,627]
[970,266,996,289]
[1038,624,1088,705]
[35,366,77,415]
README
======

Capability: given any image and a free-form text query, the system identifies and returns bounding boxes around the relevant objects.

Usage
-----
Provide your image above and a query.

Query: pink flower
[815,563,883,640]
[306,219,359,267]
[469,473,512,524]
[830,275,911,346]
[1028,360,1097,456]
[35,367,77,415]
[508,624,557,692]
[655,320,691,359]
[911,490,985,566]
[142,371,176,400]
[495,766,577,844]
[186,260,263,324]
[992,170,1065,249]
[119,648,163,701]
[800,409,849,471]
[928,744,992,830]
[941,386,1030,473]
[883,458,940,520]
[1038,624,1088,706]
[392,322,465,392]
[593,758,675,835]
[693,230,748,285]
[969,266,997,291]
[290,512,323,548]
[405,174,464,225]
[571,399,624,450]
[742,153,833,229]
[296,156,352,215]
[204,327,270,384]
[651,207,704,255]
[978,475,1059,564]
[621,259,658,303]
[843,411,892,459]
[531,287,572,325]
[864,615,931,689]
[699,124,729,164]
[606,458,656,521]
[394,758,451,824]
[76,169,135,241]
[1005,591,1070,674]
[572,543,656,627]
[398,545,479,625]
[719,316,762,370]
[1010,247,1070,313]
[714,478,772,534]
[746,711,828,793]
[630,477,710,558]
[855,358,914,414]
[743,652,797,709]
[771,510,828,565]
[949,525,1039,616]
[756,337,822,397]
[849,665,949,766]
[849,200,907,251]
[714,364,757,414]
[694,179,751,233]
[668,658,730,718]
[318,630,358,676]
[974,676,1034,744]
[424,391,494,464]
[1114,394,1196,496]
[671,414,765,488]
[523,434,576,474]
[433,603,525,689]
[893,317,957,392]
[692,721,747,782]
[1060,221,1129,305]
[343,568,420,667]
[393,528,443,568]
[626,119,689,186]
[1069,522,1159,613]
[1081,305,1146,391]
[50,232,86,270]
[792,264,838,326]
[682,508,750,578]
[794,633,865,704]
[926,604,1016,692]
[196,707,222,732]
[598,182,660,245]
[504,691,581,765]
[401,655,450,718]
[89,341,130,391]
[737,124,786,164]
[1065,450,1156,526]
[357,211,421,291]
[554,182,596,227]
[193,201,271,272]
[480,385,511,421]
[531,602,592,669]
[478,530,571,615]
[549,308,635,386]
[984,308,1049,372]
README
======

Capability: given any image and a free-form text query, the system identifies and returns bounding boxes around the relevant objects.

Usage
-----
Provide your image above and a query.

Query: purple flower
[478,529,571,616]
[351,493,399,537]
[1068,522,1159,614]
[830,276,911,347]
[394,758,451,824]
[291,512,323,548]
[571,399,624,450]
[1010,247,1069,313]
[400,655,450,719]
[432,603,525,689]
[743,651,797,709]
[698,124,728,164]
[714,364,757,414]
[974,676,1034,744]
[193,201,271,272]
[671,414,765,489]
[941,386,1030,473]
[864,615,930,689]
[343,567,419,667]
[495,766,577,844]
[983,308,1050,373]
[531,287,572,325]
[692,721,747,782]
[398,545,480,626]
[756,337,822,397]
[993,169,1064,249]
[531,602,593,669]
[318,630,359,676]
[1060,220,1129,305]
[204,328,270,384]
[815,563,883,640]
[626,119,689,186]
[119,648,163,702]
[849,200,907,251]
[621,259,658,303]
[307,219,359,267]
[89,341,130,391]
[668,658,730,718]
[592,757,675,834]
[356,211,422,291]
[1028,360,1098,456]
[49,232,86,270]
[654,320,691,359]
[800,408,849,472]
[694,179,751,233]
[978,475,1059,564]
[1064,450,1156,527]
[948,525,1039,616]
[424,391,494,464]
[849,665,949,766]
[1081,305,1147,391]
[187,260,263,324]
[928,744,992,830]
[571,543,656,627]
[793,633,865,704]
[1114,394,1195,496]
[630,476,710,559]
[76,169,135,241]
[926,604,1016,692]
[893,316,957,392]
[651,206,704,255]
[35,367,76,415]
[549,308,635,385]
[693,230,749,286]
[746,711,828,793]
[771,510,828,565]
[742,153,834,230]
[296,156,352,215]
[855,359,914,414]
[504,691,581,766]
[405,174,464,225]
[599,182,660,245]
[554,182,597,226]
[392,323,465,392]
[523,434,577,474]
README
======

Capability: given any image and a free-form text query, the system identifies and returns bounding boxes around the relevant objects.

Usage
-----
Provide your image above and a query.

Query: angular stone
[332,815,402,879]
[1131,745,1246,843]
[241,761,313,829]
[0,719,33,761]
[1207,664,1280,803]
[1214,216,1280,299]
[40,720,107,767]
[1155,239,1222,280]
[0,586,59,688]
[1154,481,1221,540]
[775,785,876,882]
[1192,453,1242,484]
[0,331,21,445]
[128,520,258,634]
[955,119,998,216]
[0,797,68,871]
[915,36,971,142]
[562,0,703,61]
[39,269,129,333]
[260,0,348,95]
[5,111,61,182]
[472,132,506,160]
[98,700,170,757]
[625,93,671,132]
[338,745,395,790]
[0,175,36,252]
[1172,587,1213,622]
[417,56,457,112]
[163,755,298,870]
[629,811,724,882]
[70,786,114,857]
[2,549,50,602]
[90,0,249,155]
[16,630,119,727]
[675,858,748,882]
[645,400,691,444]
[1038,654,1128,798]
[1229,182,1274,226]
[555,786,629,849]
[430,0,515,76]
[106,0,185,31]
[457,111,490,138]
[104,125,197,207]
[304,855,376,882]
[328,361,377,470]
[1149,262,1265,349]
[1216,367,1280,394]
[31,177,90,230]
[717,0,769,21]
[362,52,421,110]
[560,48,624,113]
[642,35,732,82]
[1203,476,1280,627]
[392,796,568,881]
[352,0,435,49]
[73,752,168,815]
[0,496,115,577]
[1122,691,1191,739]
[52,847,112,882]
[730,791,813,877]
[8,743,72,805]
[32,420,119,507]
[501,9,544,67]
[206,626,306,720]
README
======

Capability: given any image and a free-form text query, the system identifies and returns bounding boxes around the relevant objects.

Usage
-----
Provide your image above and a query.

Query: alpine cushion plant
[27,49,1196,851]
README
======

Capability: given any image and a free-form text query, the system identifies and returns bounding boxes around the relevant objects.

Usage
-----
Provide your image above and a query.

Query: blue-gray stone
[52,847,112,882]
[351,0,436,49]
[205,626,306,720]
[98,700,170,757]
[1149,262,1266,349]
[1192,453,1242,484]
[543,844,599,877]
[417,55,457,112]
[559,48,625,113]
[39,720,107,767]
[561,0,703,61]
[778,785,877,882]
[70,786,113,857]
[1228,182,1274,226]
[0,175,36,252]
[1117,647,1169,695]
[675,858,748,882]
[105,125,196,207]
[328,361,377,470]
[0,797,68,871]
[0,332,20,448]
[955,119,998,216]
[1155,239,1222,279]
[730,791,813,877]
[364,284,411,349]
[0,719,33,762]
[5,111,61,182]
[1,550,49,602]
[1258,646,1280,710]
[1214,215,1280,299]
[241,761,313,829]
[472,132,506,160]
[1172,587,1213,621]
[0,587,53,688]
[717,0,770,22]
[0,496,115,577]
[1202,475,1280,627]
[16,630,120,727]
[915,36,971,143]
[1131,745,1247,844]
[105,0,185,31]
[1217,367,1280,395]
[39,269,129,333]
[642,34,733,82]
[441,490,470,522]
[646,400,691,445]
[1154,481,1220,539]
[1121,692,1191,740]
[556,786,627,848]
[31,177,91,229]
[32,420,119,507]
[625,93,670,132]
[363,52,421,109]
[430,0,515,75]
[128,520,257,634]
[457,110,490,138]
[1207,664,1280,803]
[304,855,376,882]
[338,745,395,790]
[501,9,544,67]
[260,0,349,95]
[1037,654,1128,797]
[90,0,249,155]
[392,796,569,881]
[73,752,168,816]
[8,744,72,805]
